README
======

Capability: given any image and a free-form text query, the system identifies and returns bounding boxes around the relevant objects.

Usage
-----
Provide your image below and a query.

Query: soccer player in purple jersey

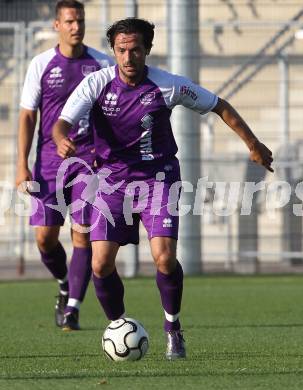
[52,18,273,358]
[15,0,113,331]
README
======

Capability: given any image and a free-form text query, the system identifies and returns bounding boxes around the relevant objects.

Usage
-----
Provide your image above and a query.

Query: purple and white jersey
[20,45,114,160]
[60,65,218,175]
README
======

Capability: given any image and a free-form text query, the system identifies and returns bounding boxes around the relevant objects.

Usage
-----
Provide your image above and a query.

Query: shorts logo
[140,92,155,105]
[164,164,173,172]
[77,113,90,135]
[163,218,172,228]
[81,65,96,76]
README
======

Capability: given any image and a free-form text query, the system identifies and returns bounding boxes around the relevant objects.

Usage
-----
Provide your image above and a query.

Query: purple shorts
[90,159,181,245]
[29,156,96,226]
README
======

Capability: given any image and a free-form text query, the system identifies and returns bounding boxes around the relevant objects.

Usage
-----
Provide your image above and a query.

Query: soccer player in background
[52,18,273,358]
[15,0,113,331]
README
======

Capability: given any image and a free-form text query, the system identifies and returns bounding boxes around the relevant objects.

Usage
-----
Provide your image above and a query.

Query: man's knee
[153,250,177,274]
[92,255,116,278]
[36,228,59,253]
[71,228,90,248]
[91,241,119,278]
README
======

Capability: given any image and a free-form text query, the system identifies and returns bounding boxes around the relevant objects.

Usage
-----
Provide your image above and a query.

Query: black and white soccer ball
[102,317,149,362]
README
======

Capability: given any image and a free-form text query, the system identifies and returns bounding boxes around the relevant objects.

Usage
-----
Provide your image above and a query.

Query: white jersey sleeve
[147,67,218,115]
[171,74,218,114]
[20,48,56,110]
[59,66,114,126]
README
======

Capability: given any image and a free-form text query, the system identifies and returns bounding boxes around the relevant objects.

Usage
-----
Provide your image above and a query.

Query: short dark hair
[55,0,84,18]
[106,18,155,51]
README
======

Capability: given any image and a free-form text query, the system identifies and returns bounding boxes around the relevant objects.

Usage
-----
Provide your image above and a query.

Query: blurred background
[1,0,303,278]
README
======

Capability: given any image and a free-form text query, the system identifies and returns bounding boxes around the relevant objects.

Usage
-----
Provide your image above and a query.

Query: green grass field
[1,275,303,389]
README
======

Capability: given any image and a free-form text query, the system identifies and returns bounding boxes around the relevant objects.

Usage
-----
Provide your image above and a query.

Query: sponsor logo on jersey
[140,114,154,160]
[105,92,118,106]
[49,66,63,78]
[141,114,153,130]
[140,92,155,105]
[180,85,198,101]
[47,66,64,88]
[101,106,121,116]
[81,65,96,76]
[162,218,173,228]
[102,92,120,116]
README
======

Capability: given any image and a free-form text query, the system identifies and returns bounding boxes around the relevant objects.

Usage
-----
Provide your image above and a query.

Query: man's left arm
[172,75,273,173]
[212,97,274,172]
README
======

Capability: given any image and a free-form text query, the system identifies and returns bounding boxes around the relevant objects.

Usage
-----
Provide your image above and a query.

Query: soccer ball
[102,317,149,361]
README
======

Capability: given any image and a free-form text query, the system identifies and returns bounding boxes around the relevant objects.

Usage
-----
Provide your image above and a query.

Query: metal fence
[1,0,303,277]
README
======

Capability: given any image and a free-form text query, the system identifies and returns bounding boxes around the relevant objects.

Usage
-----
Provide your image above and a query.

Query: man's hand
[249,141,274,172]
[56,137,76,159]
[15,166,33,192]
[52,119,74,158]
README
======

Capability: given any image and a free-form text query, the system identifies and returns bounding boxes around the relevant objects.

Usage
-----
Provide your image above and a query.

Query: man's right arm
[52,119,75,159]
[15,108,37,188]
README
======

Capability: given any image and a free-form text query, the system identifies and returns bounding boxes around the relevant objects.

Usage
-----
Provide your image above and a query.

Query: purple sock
[93,269,125,320]
[156,261,183,332]
[68,247,92,302]
[40,242,68,289]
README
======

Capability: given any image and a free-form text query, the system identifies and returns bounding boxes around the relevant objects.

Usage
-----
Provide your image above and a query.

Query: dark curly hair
[106,18,155,51]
